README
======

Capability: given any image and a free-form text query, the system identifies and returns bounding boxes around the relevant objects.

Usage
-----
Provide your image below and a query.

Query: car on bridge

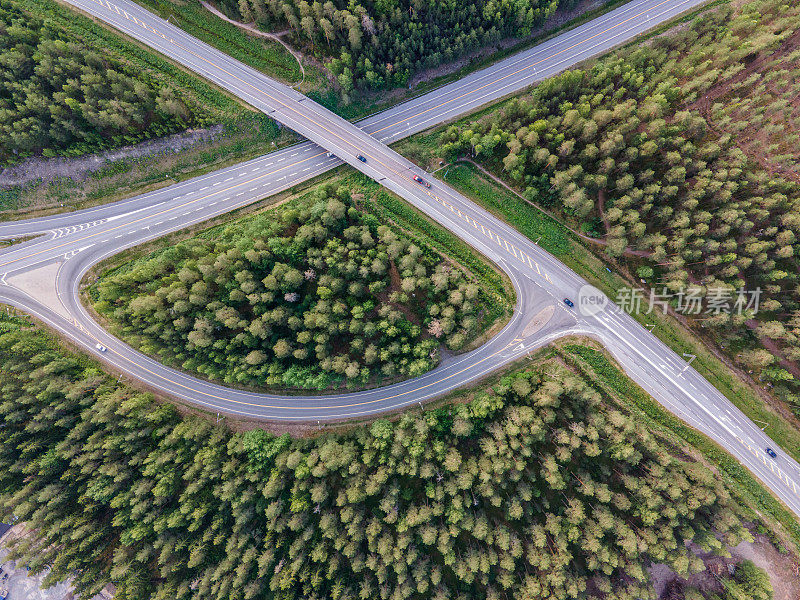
[356,155,367,163]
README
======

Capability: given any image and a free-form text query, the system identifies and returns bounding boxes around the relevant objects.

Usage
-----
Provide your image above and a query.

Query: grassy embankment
[0,0,294,217]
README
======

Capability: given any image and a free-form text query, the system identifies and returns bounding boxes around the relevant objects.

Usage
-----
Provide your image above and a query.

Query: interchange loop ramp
[1,0,799,519]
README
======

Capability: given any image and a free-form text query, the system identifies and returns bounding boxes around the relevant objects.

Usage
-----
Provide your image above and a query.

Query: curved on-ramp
[1,0,800,518]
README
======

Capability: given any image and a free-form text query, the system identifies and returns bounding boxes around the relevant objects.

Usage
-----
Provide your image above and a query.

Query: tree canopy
[0,312,751,599]
[439,0,800,414]
[93,182,490,390]
[0,0,211,164]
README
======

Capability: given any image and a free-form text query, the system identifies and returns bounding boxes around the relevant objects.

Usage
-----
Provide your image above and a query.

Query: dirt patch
[387,260,402,293]
[596,188,610,234]
[458,159,652,258]
[648,533,800,600]
[0,126,223,188]
[684,26,800,184]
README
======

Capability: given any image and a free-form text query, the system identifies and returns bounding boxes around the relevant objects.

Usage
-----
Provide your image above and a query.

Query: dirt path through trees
[199,0,306,87]
[685,26,800,184]
[457,159,652,258]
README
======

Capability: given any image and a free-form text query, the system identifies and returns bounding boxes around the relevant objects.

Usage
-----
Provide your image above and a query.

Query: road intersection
[1,0,799,519]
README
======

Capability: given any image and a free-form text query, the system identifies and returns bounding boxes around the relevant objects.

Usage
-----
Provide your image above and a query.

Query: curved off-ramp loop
[0,0,800,519]
[2,240,575,422]
[0,0,703,421]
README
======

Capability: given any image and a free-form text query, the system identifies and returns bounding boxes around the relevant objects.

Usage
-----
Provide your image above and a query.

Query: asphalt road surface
[0,0,799,519]
[0,0,706,238]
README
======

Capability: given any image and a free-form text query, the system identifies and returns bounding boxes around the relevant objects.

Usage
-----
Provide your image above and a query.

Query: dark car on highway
[563,298,574,308]
[356,155,367,163]
[765,447,777,459]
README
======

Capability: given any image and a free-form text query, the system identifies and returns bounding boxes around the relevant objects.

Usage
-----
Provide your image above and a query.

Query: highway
[0,0,799,520]
[0,0,705,238]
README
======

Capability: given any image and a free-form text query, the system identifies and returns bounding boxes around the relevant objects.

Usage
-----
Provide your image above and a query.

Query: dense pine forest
[0,312,758,600]
[92,181,496,389]
[0,0,218,165]
[439,0,800,413]
[213,0,568,91]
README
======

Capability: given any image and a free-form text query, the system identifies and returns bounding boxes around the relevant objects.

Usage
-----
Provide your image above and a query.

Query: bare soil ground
[0,525,113,600]
[0,126,223,188]
[459,158,652,257]
[649,531,800,600]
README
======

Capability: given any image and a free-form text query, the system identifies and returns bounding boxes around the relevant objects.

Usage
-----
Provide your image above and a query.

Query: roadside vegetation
[424,162,800,470]
[0,0,634,217]
[138,0,305,85]
[559,339,800,552]
[90,175,510,390]
[663,559,774,600]
[142,0,620,115]
[428,0,800,420]
[0,0,240,166]
[2,309,783,600]
[0,113,294,217]
[218,0,568,94]
[406,115,800,537]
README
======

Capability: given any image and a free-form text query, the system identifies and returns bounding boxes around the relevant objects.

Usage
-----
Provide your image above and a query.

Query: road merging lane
[1,0,799,518]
